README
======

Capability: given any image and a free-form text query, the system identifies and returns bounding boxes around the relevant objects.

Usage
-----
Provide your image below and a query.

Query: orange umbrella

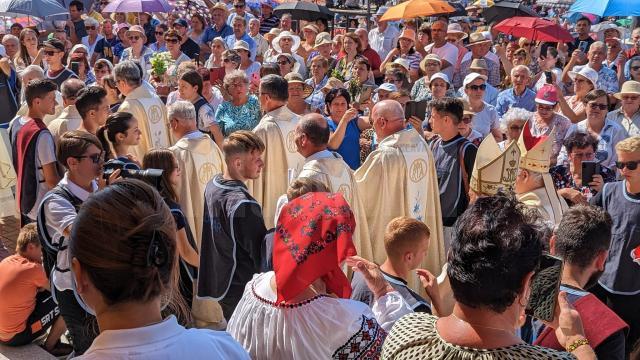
[379,0,455,21]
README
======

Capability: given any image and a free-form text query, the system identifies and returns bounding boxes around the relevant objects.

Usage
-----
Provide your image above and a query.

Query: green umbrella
[616,18,632,27]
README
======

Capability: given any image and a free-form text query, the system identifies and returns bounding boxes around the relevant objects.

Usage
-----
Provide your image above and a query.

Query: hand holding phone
[581,160,600,186]
[578,41,588,54]
[544,71,553,84]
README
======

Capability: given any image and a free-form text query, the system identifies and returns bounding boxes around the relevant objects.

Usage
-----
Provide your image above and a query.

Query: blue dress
[326,116,362,170]
[215,95,262,136]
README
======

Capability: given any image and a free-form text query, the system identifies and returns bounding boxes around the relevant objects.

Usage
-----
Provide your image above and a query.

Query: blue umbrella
[569,0,640,17]
[0,0,69,18]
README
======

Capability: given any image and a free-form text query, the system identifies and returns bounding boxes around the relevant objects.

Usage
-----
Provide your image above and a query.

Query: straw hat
[469,58,489,71]
[265,28,281,43]
[447,23,468,40]
[314,32,334,48]
[211,2,229,15]
[466,32,492,47]
[614,80,640,100]
[420,54,441,73]
[125,25,146,43]
[284,72,314,98]
[321,77,345,93]
[387,57,410,72]
[233,40,250,53]
[272,31,301,53]
[303,24,320,34]
[398,28,416,42]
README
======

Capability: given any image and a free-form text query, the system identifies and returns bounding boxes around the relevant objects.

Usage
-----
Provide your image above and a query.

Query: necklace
[451,313,516,335]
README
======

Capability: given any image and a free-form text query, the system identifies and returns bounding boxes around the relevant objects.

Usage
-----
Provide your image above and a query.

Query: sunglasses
[43,50,58,56]
[615,160,639,170]
[234,4,245,7]
[631,66,640,71]
[129,35,140,41]
[165,38,179,43]
[462,116,473,124]
[466,84,486,91]
[537,104,555,111]
[588,103,608,110]
[155,31,164,35]
[74,153,103,164]
[86,26,97,30]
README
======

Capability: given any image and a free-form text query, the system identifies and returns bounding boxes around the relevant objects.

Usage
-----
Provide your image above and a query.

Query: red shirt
[0,254,48,339]
[362,46,382,74]
[626,47,640,59]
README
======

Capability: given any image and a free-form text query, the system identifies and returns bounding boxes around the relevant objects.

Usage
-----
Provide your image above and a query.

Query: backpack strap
[457,140,470,201]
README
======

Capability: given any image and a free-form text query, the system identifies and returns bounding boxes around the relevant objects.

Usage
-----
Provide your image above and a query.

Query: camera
[103,159,164,188]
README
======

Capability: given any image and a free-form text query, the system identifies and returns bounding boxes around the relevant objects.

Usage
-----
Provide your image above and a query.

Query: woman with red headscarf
[227,192,411,359]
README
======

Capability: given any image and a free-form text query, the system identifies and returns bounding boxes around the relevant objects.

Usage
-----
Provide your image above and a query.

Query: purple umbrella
[102,0,173,13]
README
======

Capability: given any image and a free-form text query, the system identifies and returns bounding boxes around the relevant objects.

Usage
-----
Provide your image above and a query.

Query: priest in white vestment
[115,61,172,161]
[292,113,373,261]
[247,74,304,228]
[355,100,445,285]
[168,101,225,246]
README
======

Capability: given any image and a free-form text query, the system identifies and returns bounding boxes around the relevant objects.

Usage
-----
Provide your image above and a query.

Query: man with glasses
[65,0,87,45]
[11,79,61,226]
[91,20,117,65]
[172,19,200,59]
[426,97,476,251]
[38,131,113,355]
[590,136,640,356]
[355,99,445,283]
[227,0,255,27]
[424,21,458,80]
[42,39,78,89]
[564,41,619,94]
[496,65,537,117]
[607,80,640,137]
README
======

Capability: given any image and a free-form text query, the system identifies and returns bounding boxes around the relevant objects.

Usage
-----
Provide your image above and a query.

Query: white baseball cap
[463,72,488,88]
[430,72,451,88]
[375,83,398,93]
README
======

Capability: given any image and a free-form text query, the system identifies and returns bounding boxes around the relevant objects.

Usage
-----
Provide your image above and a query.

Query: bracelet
[566,337,589,353]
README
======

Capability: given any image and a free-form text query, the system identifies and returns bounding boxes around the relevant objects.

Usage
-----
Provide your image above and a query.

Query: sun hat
[113,22,131,35]
[374,6,388,17]
[374,83,398,93]
[466,32,492,47]
[568,66,598,89]
[284,72,313,98]
[70,44,89,54]
[469,58,489,71]
[388,57,410,72]
[125,25,146,42]
[614,80,640,100]
[264,27,281,43]
[321,77,345,93]
[314,32,334,48]
[463,72,488,88]
[398,28,416,42]
[430,72,451,88]
[535,84,559,105]
[212,2,229,14]
[273,31,301,53]
[173,19,188,28]
[447,23,468,40]
[419,54,441,74]
[233,40,250,52]
[303,24,320,34]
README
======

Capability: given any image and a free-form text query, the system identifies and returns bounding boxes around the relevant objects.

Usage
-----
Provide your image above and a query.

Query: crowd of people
[0,0,639,359]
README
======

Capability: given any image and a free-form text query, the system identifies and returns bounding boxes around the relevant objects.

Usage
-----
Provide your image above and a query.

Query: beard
[584,269,604,290]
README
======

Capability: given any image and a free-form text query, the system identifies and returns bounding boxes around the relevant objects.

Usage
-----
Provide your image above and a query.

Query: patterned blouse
[411,77,457,102]
[531,113,572,165]
[549,164,616,200]
[390,51,423,71]
[382,313,576,360]
[214,95,262,136]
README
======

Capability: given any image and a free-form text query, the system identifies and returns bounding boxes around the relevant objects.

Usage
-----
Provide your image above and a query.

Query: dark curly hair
[563,131,598,153]
[448,195,543,313]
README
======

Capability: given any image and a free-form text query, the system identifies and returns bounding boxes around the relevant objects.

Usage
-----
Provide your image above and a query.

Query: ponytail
[99,112,135,161]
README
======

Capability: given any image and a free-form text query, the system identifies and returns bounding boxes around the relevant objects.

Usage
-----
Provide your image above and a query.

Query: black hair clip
[146,230,169,267]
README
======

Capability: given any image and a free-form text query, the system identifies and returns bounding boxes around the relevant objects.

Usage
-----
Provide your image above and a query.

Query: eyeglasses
[509,125,523,131]
[588,103,608,110]
[235,3,245,7]
[223,58,233,63]
[86,26,97,30]
[165,38,179,43]
[537,104,555,111]
[278,60,290,65]
[572,152,595,159]
[43,50,58,56]
[631,66,640,71]
[615,160,639,170]
[466,84,486,91]
[155,31,164,35]
[74,153,103,164]
[462,116,473,124]
[129,36,140,41]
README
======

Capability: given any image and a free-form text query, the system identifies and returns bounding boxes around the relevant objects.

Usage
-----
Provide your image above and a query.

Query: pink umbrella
[102,0,173,13]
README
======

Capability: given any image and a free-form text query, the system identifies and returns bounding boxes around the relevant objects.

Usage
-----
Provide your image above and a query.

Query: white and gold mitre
[470,136,521,195]
[518,121,556,173]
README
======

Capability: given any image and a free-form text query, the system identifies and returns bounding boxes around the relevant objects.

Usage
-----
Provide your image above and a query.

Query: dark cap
[173,19,188,28]
[43,39,65,52]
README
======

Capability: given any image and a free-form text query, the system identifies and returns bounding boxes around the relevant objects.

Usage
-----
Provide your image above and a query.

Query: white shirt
[81,35,104,58]
[368,25,400,60]
[470,102,500,137]
[23,117,57,220]
[42,173,97,291]
[227,271,411,360]
[556,118,629,169]
[77,315,249,359]
[424,42,459,80]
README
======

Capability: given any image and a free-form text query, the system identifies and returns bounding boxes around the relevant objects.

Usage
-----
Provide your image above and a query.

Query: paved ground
[0,216,20,260]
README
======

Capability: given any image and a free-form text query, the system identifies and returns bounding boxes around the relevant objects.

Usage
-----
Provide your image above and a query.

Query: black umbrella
[482,0,538,25]
[273,2,334,21]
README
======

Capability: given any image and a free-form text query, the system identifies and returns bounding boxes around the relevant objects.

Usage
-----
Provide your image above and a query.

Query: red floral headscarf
[273,192,357,303]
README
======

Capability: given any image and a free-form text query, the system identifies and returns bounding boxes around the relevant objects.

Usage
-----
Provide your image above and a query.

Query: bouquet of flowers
[149,52,174,78]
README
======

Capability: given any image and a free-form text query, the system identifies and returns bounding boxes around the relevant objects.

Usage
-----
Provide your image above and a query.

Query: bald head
[60,78,86,105]
[299,113,330,146]
[372,100,406,140]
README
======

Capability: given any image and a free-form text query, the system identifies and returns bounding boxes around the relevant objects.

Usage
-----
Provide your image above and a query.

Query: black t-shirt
[181,38,201,59]
[567,36,596,55]
[94,36,118,64]
[66,19,87,40]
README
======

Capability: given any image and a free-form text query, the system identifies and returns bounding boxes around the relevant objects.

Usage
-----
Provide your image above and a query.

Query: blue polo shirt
[495,87,537,118]
[203,24,234,43]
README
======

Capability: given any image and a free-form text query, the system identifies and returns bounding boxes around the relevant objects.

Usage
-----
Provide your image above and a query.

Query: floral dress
[549,164,616,202]
[215,95,262,136]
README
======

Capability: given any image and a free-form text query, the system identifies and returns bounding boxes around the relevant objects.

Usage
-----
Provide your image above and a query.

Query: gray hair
[84,17,99,27]
[21,65,44,79]
[232,16,246,26]
[590,41,606,53]
[223,70,248,91]
[511,64,531,77]
[167,100,196,122]
[113,60,142,86]
[249,18,260,26]
[60,78,86,100]
[260,74,288,101]
[1,34,18,45]
[501,107,533,133]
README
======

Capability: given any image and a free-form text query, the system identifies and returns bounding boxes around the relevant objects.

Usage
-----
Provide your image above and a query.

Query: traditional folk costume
[227,193,411,360]
[247,105,304,229]
[169,131,225,246]
[296,150,373,261]
[118,85,171,161]
[355,129,445,290]
[516,122,568,225]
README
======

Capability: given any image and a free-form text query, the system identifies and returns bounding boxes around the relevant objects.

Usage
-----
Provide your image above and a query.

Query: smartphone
[525,254,563,322]
[578,40,588,53]
[581,160,601,185]
[209,67,225,83]
[544,71,553,84]
[70,61,80,75]
[404,100,428,120]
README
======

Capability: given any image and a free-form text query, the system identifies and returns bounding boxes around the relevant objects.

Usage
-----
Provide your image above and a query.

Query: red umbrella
[494,16,574,42]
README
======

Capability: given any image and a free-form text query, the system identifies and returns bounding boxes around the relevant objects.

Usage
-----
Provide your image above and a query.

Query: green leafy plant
[149,52,174,77]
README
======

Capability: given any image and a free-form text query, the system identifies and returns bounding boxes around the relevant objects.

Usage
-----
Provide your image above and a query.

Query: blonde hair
[16,223,39,254]
[616,136,640,154]
[383,217,431,258]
